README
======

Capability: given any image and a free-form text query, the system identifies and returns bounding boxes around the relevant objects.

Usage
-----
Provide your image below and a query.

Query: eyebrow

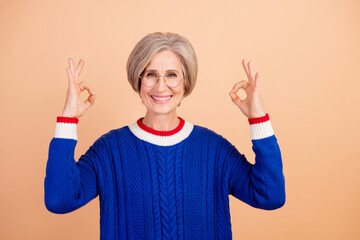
[145,69,180,72]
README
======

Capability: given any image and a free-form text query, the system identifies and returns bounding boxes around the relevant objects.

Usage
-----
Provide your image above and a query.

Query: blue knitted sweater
[44,114,285,240]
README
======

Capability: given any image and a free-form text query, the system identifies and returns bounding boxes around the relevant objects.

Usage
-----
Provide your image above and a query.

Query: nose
[154,75,168,91]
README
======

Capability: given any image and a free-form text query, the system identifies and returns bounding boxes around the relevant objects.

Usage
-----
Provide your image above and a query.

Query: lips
[150,95,173,104]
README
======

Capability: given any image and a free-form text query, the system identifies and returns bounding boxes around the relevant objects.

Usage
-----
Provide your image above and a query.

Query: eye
[167,72,177,78]
[146,72,157,78]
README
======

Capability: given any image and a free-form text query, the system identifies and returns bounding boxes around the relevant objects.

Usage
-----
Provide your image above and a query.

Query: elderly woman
[44,32,285,239]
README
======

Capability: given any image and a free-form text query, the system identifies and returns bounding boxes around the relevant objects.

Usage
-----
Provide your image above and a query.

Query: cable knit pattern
[174,145,184,240]
[164,147,177,239]
[215,134,230,240]
[45,115,286,239]
[204,135,215,240]
[188,128,204,239]
[147,144,161,240]
[123,136,146,239]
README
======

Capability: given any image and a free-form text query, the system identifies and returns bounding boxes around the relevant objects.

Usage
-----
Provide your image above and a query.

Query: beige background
[1,0,359,239]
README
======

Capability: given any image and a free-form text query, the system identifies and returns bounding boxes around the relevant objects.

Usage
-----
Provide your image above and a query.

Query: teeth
[152,95,171,101]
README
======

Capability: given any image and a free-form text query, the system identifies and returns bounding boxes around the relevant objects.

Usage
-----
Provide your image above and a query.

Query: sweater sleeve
[44,116,103,214]
[226,114,286,210]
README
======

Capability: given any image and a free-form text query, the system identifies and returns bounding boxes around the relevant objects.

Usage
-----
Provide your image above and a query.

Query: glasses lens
[143,72,158,87]
[165,71,182,87]
[142,70,183,87]
[165,78,181,87]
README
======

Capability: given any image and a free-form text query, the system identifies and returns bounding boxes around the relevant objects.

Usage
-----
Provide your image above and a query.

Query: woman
[44,32,285,239]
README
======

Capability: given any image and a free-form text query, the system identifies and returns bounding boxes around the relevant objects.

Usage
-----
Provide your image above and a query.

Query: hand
[61,58,96,118]
[229,59,265,119]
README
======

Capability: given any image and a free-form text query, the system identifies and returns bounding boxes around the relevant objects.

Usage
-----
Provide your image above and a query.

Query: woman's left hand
[229,59,266,119]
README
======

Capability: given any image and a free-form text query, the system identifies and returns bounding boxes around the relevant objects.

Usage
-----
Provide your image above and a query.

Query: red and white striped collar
[136,117,185,136]
[128,117,194,146]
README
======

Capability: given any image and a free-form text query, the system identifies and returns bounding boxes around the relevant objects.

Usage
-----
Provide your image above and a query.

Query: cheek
[139,85,148,97]
[178,86,185,98]
[139,89,147,104]
[174,82,185,95]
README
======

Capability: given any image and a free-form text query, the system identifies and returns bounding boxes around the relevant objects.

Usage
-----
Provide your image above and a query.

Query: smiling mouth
[151,95,173,101]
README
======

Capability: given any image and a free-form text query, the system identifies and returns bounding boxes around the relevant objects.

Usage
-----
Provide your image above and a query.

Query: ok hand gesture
[62,58,96,118]
[229,59,266,119]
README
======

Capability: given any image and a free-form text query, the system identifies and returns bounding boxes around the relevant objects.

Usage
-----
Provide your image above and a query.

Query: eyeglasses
[139,70,183,88]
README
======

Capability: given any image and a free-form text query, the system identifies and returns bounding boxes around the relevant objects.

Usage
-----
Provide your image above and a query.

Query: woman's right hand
[61,58,96,118]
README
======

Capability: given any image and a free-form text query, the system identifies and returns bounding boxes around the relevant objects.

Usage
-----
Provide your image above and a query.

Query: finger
[68,58,75,75]
[75,59,84,79]
[84,93,96,107]
[242,59,250,78]
[231,80,249,93]
[66,68,75,83]
[78,81,96,95]
[247,61,256,83]
[229,91,243,108]
[254,72,260,87]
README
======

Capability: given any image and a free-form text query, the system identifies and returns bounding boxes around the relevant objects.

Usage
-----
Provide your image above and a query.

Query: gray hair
[126,32,198,97]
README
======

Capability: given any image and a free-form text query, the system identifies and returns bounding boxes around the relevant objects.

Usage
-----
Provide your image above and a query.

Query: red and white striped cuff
[54,116,79,140]
[248,113,274,140]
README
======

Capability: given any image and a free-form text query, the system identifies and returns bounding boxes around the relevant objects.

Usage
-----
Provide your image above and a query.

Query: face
[140,50,185,117]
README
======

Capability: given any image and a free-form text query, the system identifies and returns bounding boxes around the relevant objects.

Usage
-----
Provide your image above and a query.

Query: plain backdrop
[0,0,359,239]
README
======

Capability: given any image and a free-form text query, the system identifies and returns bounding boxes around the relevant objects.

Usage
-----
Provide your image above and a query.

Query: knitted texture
[44,116,285,240]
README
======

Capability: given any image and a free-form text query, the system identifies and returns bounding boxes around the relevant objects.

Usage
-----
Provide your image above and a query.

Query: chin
[149,105,178,116]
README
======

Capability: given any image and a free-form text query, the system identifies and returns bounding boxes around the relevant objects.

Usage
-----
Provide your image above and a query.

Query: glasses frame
[139,70,184,88]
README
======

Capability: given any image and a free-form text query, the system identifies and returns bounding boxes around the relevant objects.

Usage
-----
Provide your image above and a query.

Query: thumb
[229,91,244,109]
[229,80,249,108]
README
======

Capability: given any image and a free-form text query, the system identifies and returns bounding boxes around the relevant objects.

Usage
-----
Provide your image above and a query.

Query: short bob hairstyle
[126,32,198,97]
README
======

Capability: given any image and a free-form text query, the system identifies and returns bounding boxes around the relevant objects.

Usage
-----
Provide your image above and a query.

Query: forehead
[145,50,182,71]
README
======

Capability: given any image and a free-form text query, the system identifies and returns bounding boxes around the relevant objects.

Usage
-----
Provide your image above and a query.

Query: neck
[142,112,180,131]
